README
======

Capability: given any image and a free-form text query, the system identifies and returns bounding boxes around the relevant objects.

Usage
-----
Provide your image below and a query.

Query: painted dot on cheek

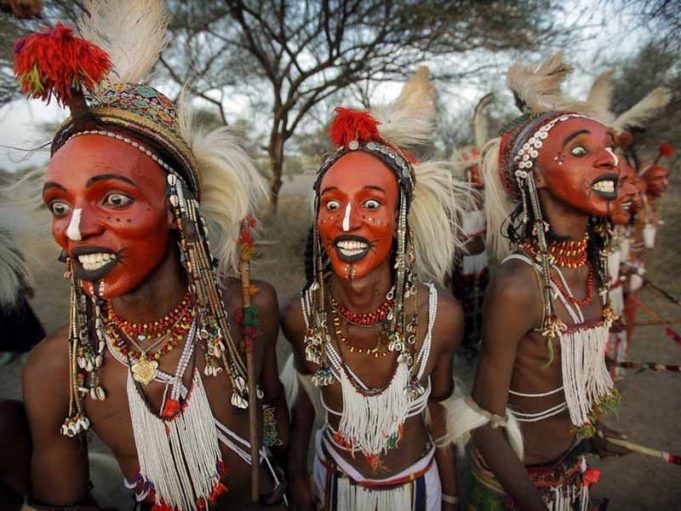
[127,219,132,223]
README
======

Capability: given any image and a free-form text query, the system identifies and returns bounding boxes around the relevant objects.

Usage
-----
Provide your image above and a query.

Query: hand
[591,423,631,458]
[609,317,626,334]
[289,473,317,511]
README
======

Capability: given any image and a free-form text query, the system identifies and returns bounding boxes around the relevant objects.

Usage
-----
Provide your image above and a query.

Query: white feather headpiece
[506,51,575,114]
[585,70,615,124]
[377,68,467,284]
[473,93,494,150]
[78,0,168,84]
[177,93,268,279]
[372,66,436,148]
[612,87,671,133]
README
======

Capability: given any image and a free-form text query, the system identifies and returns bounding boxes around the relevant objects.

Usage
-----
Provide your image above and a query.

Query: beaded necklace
[520,233,589,269]
[104,292,195,385]
[330,306,388,358]
[329,288,395,326]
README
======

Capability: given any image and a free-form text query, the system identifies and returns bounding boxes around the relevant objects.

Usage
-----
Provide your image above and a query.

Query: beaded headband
[314,141,416,202]
[498,112,589,196]
[52,84,201,199]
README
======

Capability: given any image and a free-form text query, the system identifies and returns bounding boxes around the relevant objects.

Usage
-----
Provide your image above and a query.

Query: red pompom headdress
[13,23,111,106]
[329,107,384,147]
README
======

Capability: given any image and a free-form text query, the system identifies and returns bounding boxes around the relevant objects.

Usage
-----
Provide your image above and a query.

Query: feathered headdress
[585,70,615,124]
[9,5,267,492]
[612,87,671,134]
[451,93,493,182]
[317,66,466,284]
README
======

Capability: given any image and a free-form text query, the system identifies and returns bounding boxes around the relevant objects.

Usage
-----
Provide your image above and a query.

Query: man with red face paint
[621,144,674,352]
[282,68,466,510]
[11,3,288,509]
[448,53,628,510]
[606,163,640,378]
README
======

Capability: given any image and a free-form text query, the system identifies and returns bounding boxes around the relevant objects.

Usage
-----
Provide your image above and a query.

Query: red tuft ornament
[659,143,674,157]
[13,22,111,106]
[329,107,383,147]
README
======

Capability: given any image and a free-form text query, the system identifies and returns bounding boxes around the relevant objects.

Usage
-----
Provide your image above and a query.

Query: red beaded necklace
[520,233,589,269]
[106,291,192,341]
[549,262,595,307]
[329,291,394,326]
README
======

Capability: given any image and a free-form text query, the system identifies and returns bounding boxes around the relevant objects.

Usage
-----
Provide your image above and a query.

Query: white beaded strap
[70,129,176,174]
[441,493,459,505]
[509,385,563,397]
[511,402,568,423]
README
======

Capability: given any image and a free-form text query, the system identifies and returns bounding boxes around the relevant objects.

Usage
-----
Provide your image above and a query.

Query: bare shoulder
[23,325,69,386]
[487,257,542,308]
[281,290,306,342]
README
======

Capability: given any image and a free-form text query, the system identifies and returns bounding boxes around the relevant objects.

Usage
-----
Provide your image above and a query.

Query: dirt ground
[1,174,679,509]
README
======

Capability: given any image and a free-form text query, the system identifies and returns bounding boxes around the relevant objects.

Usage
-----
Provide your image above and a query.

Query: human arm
[427,294,463,511]
[22,327,92,506]
[253,280,290,456]
[470,265,548,511]
[281,296,317,511]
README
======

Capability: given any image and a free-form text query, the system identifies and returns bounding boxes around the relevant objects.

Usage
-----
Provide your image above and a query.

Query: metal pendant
[131,359,159,385]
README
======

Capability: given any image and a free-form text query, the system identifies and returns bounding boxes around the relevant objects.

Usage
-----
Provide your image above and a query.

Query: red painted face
[44,134,172,299]
[642,164,669,198]
[317,151,399,281]
[534,118,618,217]
[611,164,639,225]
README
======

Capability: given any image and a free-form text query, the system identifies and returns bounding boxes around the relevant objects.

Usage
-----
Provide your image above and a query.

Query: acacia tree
[159,0,560,213]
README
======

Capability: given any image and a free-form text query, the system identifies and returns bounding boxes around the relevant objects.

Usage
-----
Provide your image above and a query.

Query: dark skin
[23,230,288,509]
[283,277,463,511]
[471,121,629,510]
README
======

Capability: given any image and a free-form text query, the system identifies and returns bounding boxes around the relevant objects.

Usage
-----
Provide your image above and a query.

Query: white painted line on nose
[606,147,619,167]
[342,203,352,232]
[66,208,82,241]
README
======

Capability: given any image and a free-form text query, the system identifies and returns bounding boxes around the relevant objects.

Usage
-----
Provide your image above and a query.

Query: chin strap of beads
[167,172,250,409]
[62,258,106,437]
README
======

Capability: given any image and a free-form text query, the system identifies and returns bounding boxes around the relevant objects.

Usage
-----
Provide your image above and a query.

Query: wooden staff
[606,359,681,373]
[607,437,681,466]
[634,318,681,326]
[240,221,260,503]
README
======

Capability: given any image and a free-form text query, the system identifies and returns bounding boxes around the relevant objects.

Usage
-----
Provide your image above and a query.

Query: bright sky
[0,0,651,172]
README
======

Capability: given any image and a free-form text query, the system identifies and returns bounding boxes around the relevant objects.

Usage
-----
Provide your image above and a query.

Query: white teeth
[592,180,615,193]
[77,253,116,271]
[336,240,368,250]
[622,201,632,210]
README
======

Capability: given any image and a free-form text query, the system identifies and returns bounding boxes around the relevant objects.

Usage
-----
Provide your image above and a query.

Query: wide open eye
[570,145,587,157]
[49,201,71,217]
[363,199,380,210]
[326,200,341,212]
[103,193,133,208]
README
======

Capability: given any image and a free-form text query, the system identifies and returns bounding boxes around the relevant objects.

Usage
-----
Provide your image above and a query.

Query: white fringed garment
[127,370,223,510]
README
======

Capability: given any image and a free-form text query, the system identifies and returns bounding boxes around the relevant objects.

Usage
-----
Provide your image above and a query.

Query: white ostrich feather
[481,139,514,260]
[177,93,268,281]
[372,66,436,148]
[585,70,615,124]
[78,0,168,84]
[410,160,469,285]
[612,87,671,133]
[506,51,574,114]
[473,93,494,150]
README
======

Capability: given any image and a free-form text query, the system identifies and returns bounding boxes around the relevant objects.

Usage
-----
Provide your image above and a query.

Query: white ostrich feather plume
[585,70,615,124]
[612,87,671,133]
[177,93,268,281]
[481,139,514,260]
[473,93,494,150]
[410,160,469,285]
[78,0,168,84]
[372,66,436,148]
[507,51,574,114]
